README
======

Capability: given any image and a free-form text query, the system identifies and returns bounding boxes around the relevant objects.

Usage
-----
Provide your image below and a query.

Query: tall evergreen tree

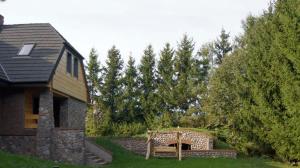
[173,35,195,118]
[86,48,102,104]
[198,42,215,73]
[101,46,124,124]
[119,56,142,123]
[214,29,232,65]
[206,0,300,161]
[239,0,300,161]
[157,43,175,127]
[139,45,158,127]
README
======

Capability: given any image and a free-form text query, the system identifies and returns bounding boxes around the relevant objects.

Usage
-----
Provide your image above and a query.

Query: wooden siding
[51,50,88,102]
[0,89,36,135]
[24,89,39,129]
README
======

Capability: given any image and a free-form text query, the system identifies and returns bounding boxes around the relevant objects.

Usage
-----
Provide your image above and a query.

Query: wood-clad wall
[24,89,39,129]
[51,49,88,102]
[0,89,36,135]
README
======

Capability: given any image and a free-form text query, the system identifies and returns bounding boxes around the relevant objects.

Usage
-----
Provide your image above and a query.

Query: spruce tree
[119,56,142,123]
[138,45,158,128]
[198,42,215,73]
[206,0,300,161]
[86,48,102,104]
[173,35,195,122]
[101,46,124,125]
[239,0,300,161]
[214,29,232,65]
[157,43,175,127]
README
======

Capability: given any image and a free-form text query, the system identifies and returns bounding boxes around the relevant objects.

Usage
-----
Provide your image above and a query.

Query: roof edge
[0,63,10,82]
[47,46,66,83]
[47,23,85,60]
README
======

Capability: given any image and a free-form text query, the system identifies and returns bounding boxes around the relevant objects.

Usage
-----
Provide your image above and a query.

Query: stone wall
[152,131,213,150]
[114,138,147,155]
[67,98,86,129]
[52,128,85,165]
[115,137,237,159]
[0,136,36,155]
[36,89,54,160]
[183,150,237,158]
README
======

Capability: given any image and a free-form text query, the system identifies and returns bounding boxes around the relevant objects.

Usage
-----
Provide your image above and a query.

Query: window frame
[66,52,73,74]
[17,43,35,56]
[73,57,79,78]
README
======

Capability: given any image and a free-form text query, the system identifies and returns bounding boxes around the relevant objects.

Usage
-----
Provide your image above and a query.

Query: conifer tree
[119,56,142,123]
[238,0,300,160]
[138,45,158,127]
[101,46,124,124]
[86,48,102,104]
[214,29,232,65]
[206,0,300,161]
[198,42,215,73]
[173,35,195,120]
[157,43,175,127]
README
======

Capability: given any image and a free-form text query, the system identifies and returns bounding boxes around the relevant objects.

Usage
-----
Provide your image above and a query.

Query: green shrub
[111,122,147,137]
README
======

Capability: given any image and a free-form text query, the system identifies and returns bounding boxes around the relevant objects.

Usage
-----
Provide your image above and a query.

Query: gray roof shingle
[0,23,81,83]
[0,63,8,81]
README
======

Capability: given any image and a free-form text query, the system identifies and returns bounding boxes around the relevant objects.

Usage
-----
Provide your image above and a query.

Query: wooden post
[176,132,179,158]
[178,132,182,161]
[145,131,152,160]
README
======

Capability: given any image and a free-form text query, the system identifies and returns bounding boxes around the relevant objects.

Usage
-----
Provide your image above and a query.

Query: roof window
[18,43,35,56]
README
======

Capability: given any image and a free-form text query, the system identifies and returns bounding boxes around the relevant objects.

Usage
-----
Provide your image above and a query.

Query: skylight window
[18,43,35,56]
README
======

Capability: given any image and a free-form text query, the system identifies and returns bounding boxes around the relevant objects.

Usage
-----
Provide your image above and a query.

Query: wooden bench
[153,146,177,156]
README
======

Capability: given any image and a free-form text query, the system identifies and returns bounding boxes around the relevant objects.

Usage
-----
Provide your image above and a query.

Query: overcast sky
[1,0,269,63]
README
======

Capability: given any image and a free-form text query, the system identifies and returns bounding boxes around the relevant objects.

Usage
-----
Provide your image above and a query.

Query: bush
[111,122,147,137]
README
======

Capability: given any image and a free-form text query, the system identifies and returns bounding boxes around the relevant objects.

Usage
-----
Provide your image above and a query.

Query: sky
[1,0,270,63]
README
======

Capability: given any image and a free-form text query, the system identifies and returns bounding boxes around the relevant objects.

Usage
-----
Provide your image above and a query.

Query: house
[0,15,88,164]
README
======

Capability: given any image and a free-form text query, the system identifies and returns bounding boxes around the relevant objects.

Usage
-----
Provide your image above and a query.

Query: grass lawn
[0,137,296,168]
[0,150,88,168]
[96,137,295,168]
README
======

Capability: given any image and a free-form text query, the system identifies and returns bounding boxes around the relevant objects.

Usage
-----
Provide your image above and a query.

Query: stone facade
[67,98,86,129]
[52,129,85,164]
[36,89,54,160]
[28,89,86,164]
[0,136,36,155]
[152,131,213,150]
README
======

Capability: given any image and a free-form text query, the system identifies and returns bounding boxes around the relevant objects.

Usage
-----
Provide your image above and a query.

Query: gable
[51,48,88,102]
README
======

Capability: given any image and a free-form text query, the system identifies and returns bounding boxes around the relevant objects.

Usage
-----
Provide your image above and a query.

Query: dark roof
[0,23,83,83]
[0,63,8,81]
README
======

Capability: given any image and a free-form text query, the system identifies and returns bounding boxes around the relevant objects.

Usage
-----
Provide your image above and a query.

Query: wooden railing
[25,114,39,128]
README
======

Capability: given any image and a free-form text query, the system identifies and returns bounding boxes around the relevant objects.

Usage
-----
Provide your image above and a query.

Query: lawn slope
[0,138,295,168]
[0,151,88,168]
[96,137,294,168]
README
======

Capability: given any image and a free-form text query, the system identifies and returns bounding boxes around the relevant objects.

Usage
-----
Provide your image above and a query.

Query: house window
[25,95,39,129]
[18,43,35,56]
[73,57,78,78]
[32,97,39,115]
[66,52,72,74]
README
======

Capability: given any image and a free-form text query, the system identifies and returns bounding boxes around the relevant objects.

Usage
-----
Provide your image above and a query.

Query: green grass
[0,150,89,168]
[0,137,296,168]
[96,137,295,168]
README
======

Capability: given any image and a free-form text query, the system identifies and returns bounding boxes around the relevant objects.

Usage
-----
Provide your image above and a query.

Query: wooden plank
[154,146,177,153]
[25,114,39,119]
[178,132,182,161]
[51,50,87,102]
[145,133,151,160]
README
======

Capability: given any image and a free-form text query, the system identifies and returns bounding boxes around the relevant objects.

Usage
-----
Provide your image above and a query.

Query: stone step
[85,138,112,166]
